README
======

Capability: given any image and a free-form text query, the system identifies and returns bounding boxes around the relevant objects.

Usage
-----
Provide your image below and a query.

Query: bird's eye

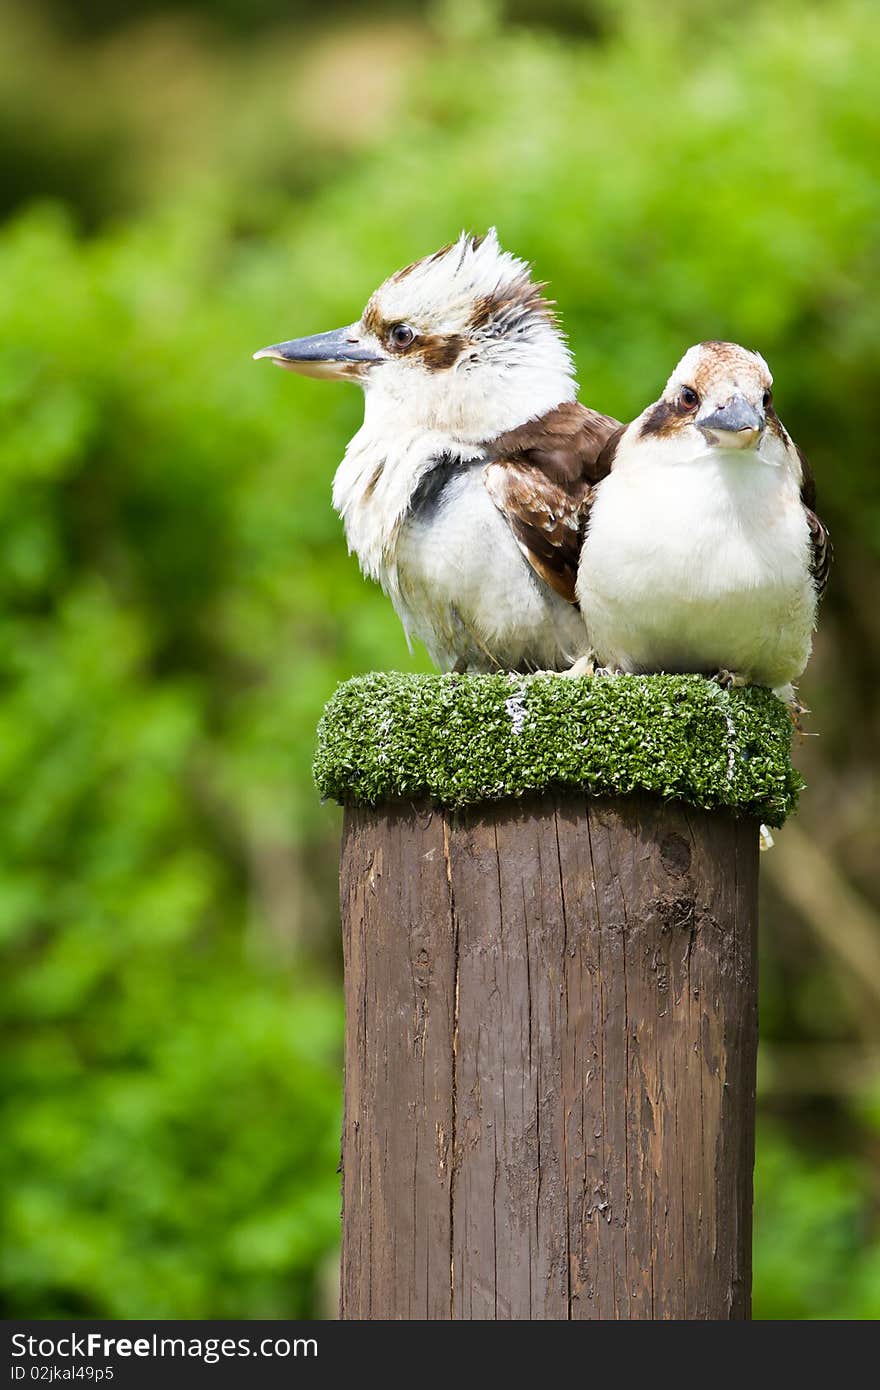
[678,386,699,412]
[762,389,772,408]
[388,323,415,350]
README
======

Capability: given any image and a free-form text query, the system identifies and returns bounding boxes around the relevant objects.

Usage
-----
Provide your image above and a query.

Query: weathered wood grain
[339,792,759,1320]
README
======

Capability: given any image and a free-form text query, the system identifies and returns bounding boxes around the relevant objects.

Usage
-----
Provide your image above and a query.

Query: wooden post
[339,790,759,1320]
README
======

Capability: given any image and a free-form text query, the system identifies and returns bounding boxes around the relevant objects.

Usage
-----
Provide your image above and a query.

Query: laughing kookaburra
[254,230,619,672]
[576,341,831,696]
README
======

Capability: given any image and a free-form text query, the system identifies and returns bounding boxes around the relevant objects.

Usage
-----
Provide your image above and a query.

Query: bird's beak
[252,324,384,381]
[697,394,765,449]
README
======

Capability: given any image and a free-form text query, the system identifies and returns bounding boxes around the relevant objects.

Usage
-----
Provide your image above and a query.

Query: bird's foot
[710,668,748,691]
[561,653,625,678]
[785,692,811,740]
[769,682,812,738]
[561,653,599,679]
[532,654,624,679]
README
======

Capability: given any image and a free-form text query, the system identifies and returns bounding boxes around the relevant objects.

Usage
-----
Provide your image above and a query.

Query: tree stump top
[315,672,800,827]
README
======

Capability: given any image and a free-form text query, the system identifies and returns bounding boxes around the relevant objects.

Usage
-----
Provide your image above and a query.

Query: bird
[575,340,831,699]
[254,229,619,672]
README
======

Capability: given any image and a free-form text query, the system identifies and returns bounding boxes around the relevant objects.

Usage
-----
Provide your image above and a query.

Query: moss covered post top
[314,671,801,827]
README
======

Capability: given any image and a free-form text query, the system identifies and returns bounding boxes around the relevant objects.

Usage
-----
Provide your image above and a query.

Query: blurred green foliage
[1,0,879,1319]
[754,1119,880,1320]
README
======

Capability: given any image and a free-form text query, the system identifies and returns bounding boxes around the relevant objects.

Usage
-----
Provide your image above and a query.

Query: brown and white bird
[254,230,618,671]
[576,341,831,696]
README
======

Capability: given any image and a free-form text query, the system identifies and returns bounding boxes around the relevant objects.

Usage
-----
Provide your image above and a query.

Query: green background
[1,0,879,1319]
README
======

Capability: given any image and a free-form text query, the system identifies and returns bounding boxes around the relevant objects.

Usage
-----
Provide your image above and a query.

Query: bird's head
[253,230,576,441]
[633,341,781,461]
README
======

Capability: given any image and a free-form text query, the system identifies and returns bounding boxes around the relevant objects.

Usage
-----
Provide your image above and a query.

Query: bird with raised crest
[574,341,831,701]
[254,230,619,672]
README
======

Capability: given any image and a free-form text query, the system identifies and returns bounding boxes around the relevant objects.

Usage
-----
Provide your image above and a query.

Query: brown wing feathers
[483,460,586,601]
[797,445,832,601]
[484,402,620,603]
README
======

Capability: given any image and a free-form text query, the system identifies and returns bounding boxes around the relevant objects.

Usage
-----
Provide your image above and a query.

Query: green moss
[314,672,802,826]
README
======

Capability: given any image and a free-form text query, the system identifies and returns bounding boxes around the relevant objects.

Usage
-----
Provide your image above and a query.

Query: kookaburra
[576,341,831,696]
[254,230,619,671]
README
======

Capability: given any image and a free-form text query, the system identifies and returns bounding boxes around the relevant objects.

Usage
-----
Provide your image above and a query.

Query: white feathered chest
[332,424,589,672]
[578,448,817,690]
